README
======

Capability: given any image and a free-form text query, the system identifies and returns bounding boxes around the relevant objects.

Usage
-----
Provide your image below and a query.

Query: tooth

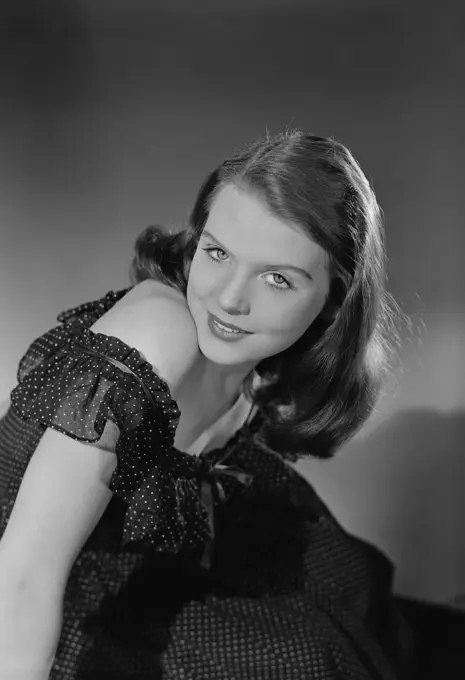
[216,320,240,333]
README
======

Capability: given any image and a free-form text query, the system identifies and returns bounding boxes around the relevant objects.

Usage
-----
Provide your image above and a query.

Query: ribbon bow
[198,456,254,570]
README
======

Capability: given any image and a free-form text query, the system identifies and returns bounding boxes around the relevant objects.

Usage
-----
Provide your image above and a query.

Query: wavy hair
[131,131,401,460]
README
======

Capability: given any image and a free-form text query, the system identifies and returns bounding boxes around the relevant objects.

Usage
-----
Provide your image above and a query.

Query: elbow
[0,561,65,617]
[0,571,64,674]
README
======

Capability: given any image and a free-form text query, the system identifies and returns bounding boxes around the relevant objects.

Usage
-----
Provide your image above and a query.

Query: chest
[173,392,252,455]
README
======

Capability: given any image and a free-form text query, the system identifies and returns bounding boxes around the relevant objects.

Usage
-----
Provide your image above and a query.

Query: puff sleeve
[9,322,222,560]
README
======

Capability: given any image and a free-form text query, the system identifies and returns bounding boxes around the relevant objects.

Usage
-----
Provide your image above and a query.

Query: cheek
[187,260,213,310]
[189,260,220,302]
[260,296,323,340]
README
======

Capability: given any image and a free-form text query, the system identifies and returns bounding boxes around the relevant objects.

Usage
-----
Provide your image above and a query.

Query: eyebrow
[201,230,313,280]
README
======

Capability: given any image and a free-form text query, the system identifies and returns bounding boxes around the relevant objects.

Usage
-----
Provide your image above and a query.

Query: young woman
[0,131,410,679]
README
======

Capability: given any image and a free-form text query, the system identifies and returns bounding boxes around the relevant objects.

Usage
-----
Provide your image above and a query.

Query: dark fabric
[396,596,465,680]
[0,289,412,679]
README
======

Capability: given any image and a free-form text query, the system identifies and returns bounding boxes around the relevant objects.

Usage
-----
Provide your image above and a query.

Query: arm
[0,427,117,679]
[0,283,199,679]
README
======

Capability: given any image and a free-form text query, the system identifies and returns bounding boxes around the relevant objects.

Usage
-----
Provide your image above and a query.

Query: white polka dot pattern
[8,306,227,557]
[0,289,411,679]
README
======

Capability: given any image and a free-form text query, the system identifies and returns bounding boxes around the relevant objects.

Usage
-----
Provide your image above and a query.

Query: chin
[197,335,245,364]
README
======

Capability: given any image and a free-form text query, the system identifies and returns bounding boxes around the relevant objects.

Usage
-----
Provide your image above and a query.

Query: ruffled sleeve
[9,320,223,560]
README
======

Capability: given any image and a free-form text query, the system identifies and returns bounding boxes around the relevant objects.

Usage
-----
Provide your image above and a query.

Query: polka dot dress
[0,290,411,679]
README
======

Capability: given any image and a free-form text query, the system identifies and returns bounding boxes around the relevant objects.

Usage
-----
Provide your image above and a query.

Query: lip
[207,314,250,342]
[209,313,252,334]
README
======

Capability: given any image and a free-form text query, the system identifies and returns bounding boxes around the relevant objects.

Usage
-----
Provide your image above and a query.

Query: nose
[217,274,251,316]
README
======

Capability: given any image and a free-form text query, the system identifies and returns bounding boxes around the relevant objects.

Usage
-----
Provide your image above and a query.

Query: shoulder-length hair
[130,131,401,461]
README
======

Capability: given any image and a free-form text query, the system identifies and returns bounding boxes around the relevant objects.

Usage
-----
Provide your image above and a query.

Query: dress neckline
[177,393,255,457]
[173,401,261,465]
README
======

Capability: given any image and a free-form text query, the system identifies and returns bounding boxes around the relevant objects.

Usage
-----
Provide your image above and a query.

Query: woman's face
[186,183,331,371]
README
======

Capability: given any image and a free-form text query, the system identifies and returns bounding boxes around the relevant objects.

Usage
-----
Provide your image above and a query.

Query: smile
[207,313,253,341]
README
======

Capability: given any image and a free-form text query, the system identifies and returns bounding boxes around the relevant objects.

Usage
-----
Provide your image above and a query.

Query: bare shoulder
[0,395,10,419]
[91,280,200,392]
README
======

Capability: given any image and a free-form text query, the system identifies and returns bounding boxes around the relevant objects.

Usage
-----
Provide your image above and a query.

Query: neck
[178,354,254,406]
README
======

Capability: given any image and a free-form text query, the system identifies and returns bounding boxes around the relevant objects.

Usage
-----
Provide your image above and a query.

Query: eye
[202,246,229,263]
[264,273,294,292]
[202,246,294,292]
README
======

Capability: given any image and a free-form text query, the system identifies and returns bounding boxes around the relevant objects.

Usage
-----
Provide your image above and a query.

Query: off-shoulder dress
[0,289,410,680]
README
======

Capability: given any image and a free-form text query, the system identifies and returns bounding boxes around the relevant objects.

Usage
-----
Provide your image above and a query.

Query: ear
[319,298,339,323]
[320,275,346,323]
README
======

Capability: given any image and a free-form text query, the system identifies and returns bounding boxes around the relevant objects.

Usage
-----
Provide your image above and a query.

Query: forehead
[205,183,328,272]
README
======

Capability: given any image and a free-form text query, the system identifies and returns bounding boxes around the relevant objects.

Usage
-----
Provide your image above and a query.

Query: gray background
[0,0,463,604]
